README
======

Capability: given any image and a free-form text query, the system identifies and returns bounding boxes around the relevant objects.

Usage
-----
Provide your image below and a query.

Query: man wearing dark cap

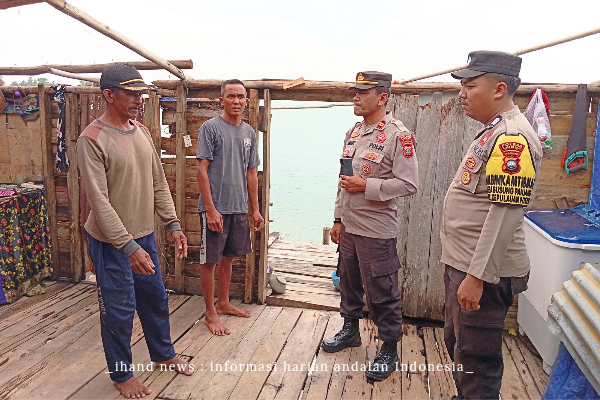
[322,71,419,382]
[441,51,543,399]
[78,64,194,398]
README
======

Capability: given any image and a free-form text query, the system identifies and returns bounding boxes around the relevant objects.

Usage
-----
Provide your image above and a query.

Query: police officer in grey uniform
[322,71,419,381]
[441,51,543,399]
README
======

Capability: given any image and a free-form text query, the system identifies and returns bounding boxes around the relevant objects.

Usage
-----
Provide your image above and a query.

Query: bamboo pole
[0,0,44,9]
[0,60,193,75]
[44,0,192,81]
[400,26,600,84]
[48,68,100,83]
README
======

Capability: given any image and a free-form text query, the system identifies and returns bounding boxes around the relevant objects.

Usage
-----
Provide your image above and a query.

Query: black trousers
[338,224,403,343]
[443,265,528,399]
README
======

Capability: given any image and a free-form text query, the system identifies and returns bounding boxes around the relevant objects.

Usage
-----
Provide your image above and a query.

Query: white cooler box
[519,209,600,373]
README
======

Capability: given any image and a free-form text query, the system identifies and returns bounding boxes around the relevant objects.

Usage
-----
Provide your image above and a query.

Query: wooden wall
[160,99,251,298]
[0,113,44,183]
[391,90,599,322]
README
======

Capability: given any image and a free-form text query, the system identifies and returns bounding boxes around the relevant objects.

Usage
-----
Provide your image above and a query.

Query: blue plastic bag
[543,342,600,399]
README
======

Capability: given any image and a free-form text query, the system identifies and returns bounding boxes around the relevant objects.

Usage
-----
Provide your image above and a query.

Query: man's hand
[252,210,265,232]
[129,248,155,275]
[207,208,224,233]
[172,231,188,259]
[330,224,341,244]
[340,175,367,192]
[457,274,484,311]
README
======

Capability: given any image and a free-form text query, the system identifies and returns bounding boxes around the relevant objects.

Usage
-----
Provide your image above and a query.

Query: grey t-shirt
[196,115,261,214]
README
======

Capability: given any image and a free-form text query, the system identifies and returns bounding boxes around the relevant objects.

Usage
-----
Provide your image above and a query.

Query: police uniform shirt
[334,111,419,239]
[440,105,543,284]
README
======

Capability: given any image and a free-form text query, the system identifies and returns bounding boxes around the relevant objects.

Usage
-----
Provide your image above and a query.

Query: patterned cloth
[0,190,52,303]
[53,85,69,172]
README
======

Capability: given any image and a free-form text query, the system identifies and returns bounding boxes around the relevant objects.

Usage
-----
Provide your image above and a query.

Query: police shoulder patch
[485,133,536,206]
[398,134,414,158]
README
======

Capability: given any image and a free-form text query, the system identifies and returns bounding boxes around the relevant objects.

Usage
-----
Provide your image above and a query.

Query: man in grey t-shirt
[196,79,264,336]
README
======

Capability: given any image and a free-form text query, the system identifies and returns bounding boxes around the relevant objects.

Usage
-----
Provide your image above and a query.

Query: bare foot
[204,312,231,336]
[114,377,151,398]
[216,301,252,318]
[155,355,195,376]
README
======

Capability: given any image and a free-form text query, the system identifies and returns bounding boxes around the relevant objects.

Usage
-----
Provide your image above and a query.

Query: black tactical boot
[365,341,398,381]
[321,317,361,353]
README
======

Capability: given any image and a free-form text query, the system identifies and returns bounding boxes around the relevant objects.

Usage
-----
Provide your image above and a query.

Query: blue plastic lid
[525,209,600,245]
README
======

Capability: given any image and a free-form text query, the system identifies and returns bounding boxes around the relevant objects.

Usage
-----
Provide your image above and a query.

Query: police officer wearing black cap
[322,71,419,382]
[441,51,543,399]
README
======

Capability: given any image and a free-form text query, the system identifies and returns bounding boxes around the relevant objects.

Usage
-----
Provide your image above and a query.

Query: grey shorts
[199,212,252,264]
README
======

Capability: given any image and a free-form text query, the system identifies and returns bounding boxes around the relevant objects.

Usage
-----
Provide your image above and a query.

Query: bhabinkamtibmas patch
[485,134,536,206]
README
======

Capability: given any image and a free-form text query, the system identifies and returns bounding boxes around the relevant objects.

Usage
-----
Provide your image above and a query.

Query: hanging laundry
[53,85,69,172]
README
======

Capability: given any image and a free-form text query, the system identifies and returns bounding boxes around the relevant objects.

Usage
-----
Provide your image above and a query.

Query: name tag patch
[486,134,536,206]
[368,142,386,152]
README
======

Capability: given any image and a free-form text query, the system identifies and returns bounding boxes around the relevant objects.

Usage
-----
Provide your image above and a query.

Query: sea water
[267,101,358,244]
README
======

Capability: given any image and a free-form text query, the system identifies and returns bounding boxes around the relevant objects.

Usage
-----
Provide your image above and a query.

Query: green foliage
[10,77,57,87]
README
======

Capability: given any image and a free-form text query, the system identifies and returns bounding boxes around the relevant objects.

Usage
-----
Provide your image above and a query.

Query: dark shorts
[199,212,252,264]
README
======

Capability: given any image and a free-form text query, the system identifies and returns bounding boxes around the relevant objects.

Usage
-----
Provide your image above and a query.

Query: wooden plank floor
[267,239,341,311]
[0,281,548,399]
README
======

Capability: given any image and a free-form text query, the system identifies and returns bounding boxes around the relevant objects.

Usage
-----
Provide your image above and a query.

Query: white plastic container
[519,209,600,373]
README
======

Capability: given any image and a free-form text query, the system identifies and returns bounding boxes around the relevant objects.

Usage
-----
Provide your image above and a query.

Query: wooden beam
[174,85,187,292]
[257,89,271,304]
[0,0,44,9]
[38,84,59,280]
[244,89,260,304]
[44,0,192,81]
[0,60,193,75]
[154,79,600,96]
[48,68,100,83]
[65,92,83,282]
[0,86,176,98]
[144,92,166,278]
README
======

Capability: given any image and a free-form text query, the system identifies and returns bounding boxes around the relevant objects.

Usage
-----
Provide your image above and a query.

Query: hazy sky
[2,0,600,86]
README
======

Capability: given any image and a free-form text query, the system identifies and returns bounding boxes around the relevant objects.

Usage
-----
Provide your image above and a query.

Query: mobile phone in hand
[340,157,353,176]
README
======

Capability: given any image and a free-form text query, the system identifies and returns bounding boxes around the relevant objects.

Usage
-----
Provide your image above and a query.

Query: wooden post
[257,89,271,304]
[38,84,59,280]
[322,227,331,245]
[144,92,167,278]
[65,92,83,282]
[245,89,260,303]
[174,85,187,292]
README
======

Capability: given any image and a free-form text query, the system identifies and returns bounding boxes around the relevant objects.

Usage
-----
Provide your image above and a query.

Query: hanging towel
[562,84,589,174]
